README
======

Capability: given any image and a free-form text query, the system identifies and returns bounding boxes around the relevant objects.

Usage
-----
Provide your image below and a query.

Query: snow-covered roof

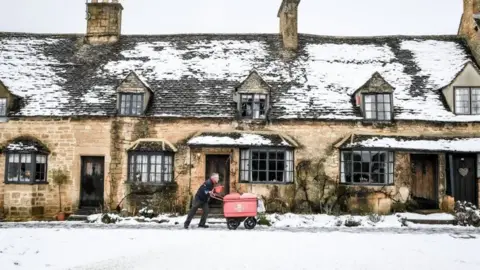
[341,135,480,152]
[187,132,294,147]
[1,137,50,153]
[0,33,474,121]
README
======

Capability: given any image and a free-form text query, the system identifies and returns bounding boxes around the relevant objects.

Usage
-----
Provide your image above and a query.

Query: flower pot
[56,212,66,221]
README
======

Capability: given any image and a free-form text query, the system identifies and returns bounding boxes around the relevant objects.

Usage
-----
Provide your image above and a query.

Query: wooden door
[80,157,105,208]
[205,155,230,207]
[452,155,477,205]
[411,154,437,200]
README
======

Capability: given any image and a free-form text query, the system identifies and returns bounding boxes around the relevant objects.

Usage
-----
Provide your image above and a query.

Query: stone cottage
[2,0,480,220]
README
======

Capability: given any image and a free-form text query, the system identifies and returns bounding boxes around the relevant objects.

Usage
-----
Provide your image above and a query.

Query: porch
[339,134,480,212]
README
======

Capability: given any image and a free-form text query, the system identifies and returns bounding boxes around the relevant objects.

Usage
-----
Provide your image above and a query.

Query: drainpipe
[188,148,192,194]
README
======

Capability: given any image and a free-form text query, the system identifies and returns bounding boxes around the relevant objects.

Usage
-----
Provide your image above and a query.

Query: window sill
[125,181,176,186]
[4,181,49,185]
[340,183,394,187]
[239,181,294,185]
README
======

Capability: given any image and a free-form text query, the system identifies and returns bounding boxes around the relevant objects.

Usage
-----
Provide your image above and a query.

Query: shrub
[257,214,271,226]
[454,201,480,227]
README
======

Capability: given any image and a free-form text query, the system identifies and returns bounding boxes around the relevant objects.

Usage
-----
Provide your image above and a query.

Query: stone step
[405,219,455,225]
[67,214,89,222]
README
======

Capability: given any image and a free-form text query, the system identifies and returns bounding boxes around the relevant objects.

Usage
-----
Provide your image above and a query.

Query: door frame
[448,153,478,206]
[410,154,439,205]
[204,154,231,195]
[79,156,105,209]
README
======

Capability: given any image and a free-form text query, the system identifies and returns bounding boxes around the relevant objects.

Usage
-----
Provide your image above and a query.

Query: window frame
[239,147,294,184]
[240,94,268,120]
[362,93,393,121]
[0,98,7,117]
[339,149,395,186]
[453,87,480,115]
[119,93,145,116]
[127,151,175,184]
[4,152,49,184]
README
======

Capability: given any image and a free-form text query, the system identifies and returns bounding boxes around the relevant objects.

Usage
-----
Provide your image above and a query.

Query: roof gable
[117,71,152,93]
[235,70,271,94]
[352,72,394,95]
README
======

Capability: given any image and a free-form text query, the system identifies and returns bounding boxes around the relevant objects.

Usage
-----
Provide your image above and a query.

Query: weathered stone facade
[278,0,300,50]
[2,117,480,219]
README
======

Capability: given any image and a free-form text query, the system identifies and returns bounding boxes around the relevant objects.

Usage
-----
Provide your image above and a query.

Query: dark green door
[80,157,105,208]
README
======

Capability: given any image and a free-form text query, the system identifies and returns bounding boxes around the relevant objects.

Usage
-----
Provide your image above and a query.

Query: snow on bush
[454,201,480,227]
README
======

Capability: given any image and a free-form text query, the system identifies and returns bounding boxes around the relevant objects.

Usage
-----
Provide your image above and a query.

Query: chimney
[85,0,123,45]
[278,0,300,51]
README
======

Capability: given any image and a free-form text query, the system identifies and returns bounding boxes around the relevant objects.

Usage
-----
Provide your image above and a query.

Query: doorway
[205,155,230,208]
[450,154,478,205]
[80,157,105,208]
[411,154,438,209]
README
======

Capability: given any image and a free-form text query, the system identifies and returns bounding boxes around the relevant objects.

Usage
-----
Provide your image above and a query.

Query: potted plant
[51,168,69,221]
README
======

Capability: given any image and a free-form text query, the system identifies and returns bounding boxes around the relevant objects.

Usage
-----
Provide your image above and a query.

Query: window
[241,94,267,119]
[6,153,48,183]
[128,152,174,183]
[240,149,293,183]
[454,87,480,115]
[364,94,392,121]
[340,150,394,185]
[0,98,6,116]
[119,93,144,116]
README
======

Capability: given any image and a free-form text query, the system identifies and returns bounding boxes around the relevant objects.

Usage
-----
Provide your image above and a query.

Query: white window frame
[363,94,393,121]
[454,87,480,115]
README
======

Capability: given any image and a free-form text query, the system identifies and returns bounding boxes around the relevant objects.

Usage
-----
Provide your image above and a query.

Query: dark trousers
[184,199,209,226]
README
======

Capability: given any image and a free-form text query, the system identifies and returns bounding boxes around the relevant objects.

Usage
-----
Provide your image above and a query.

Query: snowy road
[0,228,479,270]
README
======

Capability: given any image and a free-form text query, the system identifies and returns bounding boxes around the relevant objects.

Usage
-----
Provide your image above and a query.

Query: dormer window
[353,72,395,122]
[364,94,392,121]
[241,94,267,119]
[234,70,271,121]
[116,71,153,116]
[454,87,480,115]
[119,93,144,116]
[0,98,6,116]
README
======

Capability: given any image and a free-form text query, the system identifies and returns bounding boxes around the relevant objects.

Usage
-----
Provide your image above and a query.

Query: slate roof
[0,32,475,122]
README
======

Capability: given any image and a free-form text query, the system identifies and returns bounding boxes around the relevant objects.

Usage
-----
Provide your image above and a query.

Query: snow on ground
[83,212,457,229]
[0,228,480,270]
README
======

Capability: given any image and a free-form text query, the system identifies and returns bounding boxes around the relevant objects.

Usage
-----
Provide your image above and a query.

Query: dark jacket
[195,179,215,202]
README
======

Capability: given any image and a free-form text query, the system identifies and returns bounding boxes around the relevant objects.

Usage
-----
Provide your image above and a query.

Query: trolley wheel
[244,217,257,230]
[227,218,240,230]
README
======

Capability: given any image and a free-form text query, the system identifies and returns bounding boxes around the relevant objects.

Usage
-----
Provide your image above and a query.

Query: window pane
[35,155,47,182]
[365,95,375,103]
[344,151,392,184]
[7,154,20,182]
[455,88,471,114]
[246,150,290,183]
[0,98,6,116]
[20,154,32,182]
[472,88,480,115]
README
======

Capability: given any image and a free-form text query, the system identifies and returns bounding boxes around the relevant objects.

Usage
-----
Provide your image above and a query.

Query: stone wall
[459,0,480,64]
[0,118,111,220]
[2,117,480,219]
